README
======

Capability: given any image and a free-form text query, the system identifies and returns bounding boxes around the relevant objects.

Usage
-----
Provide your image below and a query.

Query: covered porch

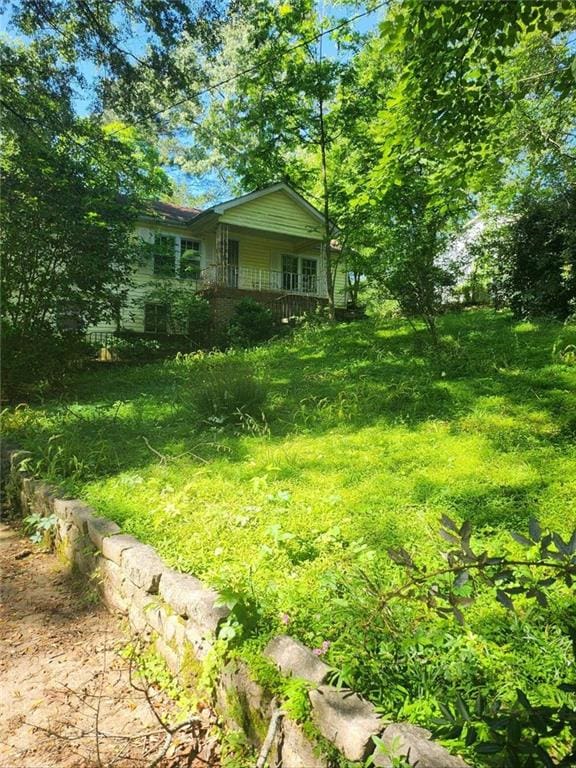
[186,218,332,300]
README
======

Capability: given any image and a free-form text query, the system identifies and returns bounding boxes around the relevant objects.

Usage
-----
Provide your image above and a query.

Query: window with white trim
[282,254,299,291]
[153,235,176,276]
[180,239,202,280]
[281,255,318,293]
[301,258,318,293]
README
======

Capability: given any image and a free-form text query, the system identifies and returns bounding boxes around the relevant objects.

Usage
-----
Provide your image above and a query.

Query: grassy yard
[5,309,576,759]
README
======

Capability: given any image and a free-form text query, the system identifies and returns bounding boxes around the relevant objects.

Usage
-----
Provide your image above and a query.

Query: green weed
[23,511,57,545]
[193,363,268,427]
[4,309,576,763]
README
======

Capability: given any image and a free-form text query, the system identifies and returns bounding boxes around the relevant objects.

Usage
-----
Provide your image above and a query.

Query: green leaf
[441,514,459,533]
[454,570,469,588]
[439,529,460,546]
[510,531,532,548]
[452,606,465,625]
[459,520,472,541]
[496,589,514,611]
[455,693,471,720]
[475,742,504,754]
[552,532,570,556]
[533,745,555,768]
[438,702,455,723]
[533,589,548,608]
[528,517,542,543]
[516,689,531,709]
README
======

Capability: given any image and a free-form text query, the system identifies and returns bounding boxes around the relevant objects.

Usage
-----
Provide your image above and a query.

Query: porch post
[215,223,229,285]
[320,242,328,297]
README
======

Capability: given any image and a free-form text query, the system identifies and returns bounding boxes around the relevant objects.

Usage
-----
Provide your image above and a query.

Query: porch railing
[86,331,116,347]
[200,265,327,297]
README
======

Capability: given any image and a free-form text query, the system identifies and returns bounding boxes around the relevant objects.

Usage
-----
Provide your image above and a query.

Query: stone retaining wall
[2,447,469,768]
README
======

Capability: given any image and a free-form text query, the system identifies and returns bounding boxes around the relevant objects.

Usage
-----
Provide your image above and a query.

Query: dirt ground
[0,522,219,768]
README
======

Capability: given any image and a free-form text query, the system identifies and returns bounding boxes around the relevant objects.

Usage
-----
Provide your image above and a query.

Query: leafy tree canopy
[1,39,171,339]
[1,0,224,123]
[369,0,576,204]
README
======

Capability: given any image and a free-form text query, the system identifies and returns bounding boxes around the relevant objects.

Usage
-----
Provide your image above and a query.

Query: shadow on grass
[5,310,575,492]
[412,477,546,529]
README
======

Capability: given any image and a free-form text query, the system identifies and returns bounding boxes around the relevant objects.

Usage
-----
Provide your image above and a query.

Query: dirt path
[0,523,218,768]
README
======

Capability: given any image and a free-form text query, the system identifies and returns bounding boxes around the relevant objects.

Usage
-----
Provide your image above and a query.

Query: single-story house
[88,182,348,338]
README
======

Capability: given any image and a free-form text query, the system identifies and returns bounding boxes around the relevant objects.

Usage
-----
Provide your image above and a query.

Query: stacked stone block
[2,447,469,768]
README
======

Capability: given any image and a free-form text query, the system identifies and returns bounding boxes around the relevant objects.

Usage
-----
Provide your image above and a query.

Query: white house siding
[227,230,316,273]
[87,223,194,335]
[332,255,348,306]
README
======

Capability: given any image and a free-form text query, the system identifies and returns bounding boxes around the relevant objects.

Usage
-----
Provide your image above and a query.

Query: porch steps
[264,293,325,321]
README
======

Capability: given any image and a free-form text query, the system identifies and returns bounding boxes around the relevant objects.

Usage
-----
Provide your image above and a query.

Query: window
[281,255,318,293]
[153,235,176,276]
[56,303,82,332]
[144,303,169,333]
[180,239,202,280]
[301,258,317,293]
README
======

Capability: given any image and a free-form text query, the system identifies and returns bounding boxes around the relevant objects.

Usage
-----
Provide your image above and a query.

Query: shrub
[227,298,277,347]
[185,294,213,348]
[105,335,162,361]
[139,284,214,348]
[476,189,576,320]
[341,516,576,767]
[1,321,91,401]
[293,304,332,329]
[195,363,267,425]
[107,325,214,361]
[552,317,576,366]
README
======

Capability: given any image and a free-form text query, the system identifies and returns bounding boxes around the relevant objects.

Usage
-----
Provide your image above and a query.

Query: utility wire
[102,0,388,138]
[3,1,386,171]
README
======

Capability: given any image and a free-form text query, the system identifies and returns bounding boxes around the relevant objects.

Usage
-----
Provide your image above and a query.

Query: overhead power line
[105,0,388,138]
[2,1,387,172]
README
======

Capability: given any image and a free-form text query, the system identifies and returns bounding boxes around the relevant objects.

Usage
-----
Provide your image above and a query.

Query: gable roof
[207,182,327,226]
[143,182,336,233]
[144,200,203,225]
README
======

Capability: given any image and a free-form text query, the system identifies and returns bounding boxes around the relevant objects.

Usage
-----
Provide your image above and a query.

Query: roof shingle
[145,200,203,225]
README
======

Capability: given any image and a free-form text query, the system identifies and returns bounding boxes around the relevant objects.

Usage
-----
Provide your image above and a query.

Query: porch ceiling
[187,218,323,250]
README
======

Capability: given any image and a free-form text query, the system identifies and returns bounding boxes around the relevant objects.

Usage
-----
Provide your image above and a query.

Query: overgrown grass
[4,309,576,762]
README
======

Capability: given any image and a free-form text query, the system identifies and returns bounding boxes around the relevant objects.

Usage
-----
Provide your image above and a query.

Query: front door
[226,240,239,288]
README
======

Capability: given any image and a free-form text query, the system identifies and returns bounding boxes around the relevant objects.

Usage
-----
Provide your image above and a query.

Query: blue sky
[1,2,382,113]
[1,2,384,201]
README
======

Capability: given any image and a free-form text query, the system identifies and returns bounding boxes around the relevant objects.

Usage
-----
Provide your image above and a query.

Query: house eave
[207,182,340,235]
[138,213,196,228]
[138,181,341,236]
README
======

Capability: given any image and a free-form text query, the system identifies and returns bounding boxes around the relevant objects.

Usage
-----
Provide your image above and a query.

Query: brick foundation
[201,286,329,326]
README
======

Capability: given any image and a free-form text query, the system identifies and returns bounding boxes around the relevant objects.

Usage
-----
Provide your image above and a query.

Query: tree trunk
[317,40,336,322]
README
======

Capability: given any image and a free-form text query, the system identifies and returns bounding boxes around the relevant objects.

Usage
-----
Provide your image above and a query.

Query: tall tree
[370,0,575,203]
[1,40,170,340]
[171,0,362,318]
[329,0,575,328]
[2,0,224,124]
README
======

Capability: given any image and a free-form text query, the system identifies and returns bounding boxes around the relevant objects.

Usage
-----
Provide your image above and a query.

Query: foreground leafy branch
[380,515,576,623]
[375,516,576,767]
